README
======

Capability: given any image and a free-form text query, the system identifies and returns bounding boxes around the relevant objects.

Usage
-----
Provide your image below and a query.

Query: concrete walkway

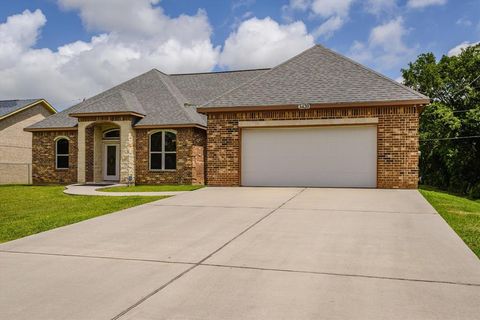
[64,184,186,196]
[1,188,479,319]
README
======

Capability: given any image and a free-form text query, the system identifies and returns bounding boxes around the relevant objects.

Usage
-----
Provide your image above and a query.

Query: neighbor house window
[149,131,176,170]
[56,138,69,169]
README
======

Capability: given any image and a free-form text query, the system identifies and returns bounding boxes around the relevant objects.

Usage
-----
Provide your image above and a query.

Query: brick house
[0,99,56,184]
[26,45,429,188]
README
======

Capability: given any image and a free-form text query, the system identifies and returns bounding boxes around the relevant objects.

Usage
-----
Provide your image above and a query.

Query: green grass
[100,184,204,192]
[0,185,165,243]
[420,186,480,258]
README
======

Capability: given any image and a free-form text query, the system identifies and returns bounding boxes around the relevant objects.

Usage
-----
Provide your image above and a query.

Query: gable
[0,99,56,121]
[200,45,429,110]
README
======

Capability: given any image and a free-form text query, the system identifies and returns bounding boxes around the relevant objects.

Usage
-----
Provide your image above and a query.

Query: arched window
[149,131,176,170]
[55,138,69,169]
[103,129,120,140]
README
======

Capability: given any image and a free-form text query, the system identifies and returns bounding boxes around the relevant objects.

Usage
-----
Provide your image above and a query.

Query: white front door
[103,144,120,181]
[241,125,377,188]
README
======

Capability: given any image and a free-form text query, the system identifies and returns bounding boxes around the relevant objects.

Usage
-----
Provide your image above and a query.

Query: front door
[103,144,119,181]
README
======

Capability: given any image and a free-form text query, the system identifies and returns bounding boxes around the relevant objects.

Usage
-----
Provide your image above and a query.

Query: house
[26,45,430,188]
[0,99,56,184]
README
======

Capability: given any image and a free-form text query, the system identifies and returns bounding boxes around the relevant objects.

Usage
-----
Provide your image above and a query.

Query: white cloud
[456,17,472,27]
[283,0,354,38]
[310,0,354,17]
[0,4,318,109]
[0,9,46,69]
[447,41,479,56]
[219,17,314,69]
[0,3,220,108]
[406,0,447,9]
[313,16,344,39]
[288,0,311,11]
[364,0,398,15]
[349,17,416,71]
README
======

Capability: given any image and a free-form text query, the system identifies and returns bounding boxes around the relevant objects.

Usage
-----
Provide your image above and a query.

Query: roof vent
[297,103,311,110]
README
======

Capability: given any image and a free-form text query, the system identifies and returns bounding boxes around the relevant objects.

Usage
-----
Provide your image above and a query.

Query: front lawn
[0,185,165,243]
[100,184,204,192]
[420,186,480,258]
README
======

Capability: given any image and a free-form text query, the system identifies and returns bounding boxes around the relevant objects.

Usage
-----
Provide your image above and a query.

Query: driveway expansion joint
[199,263,480,288]
[111,188,307,320]
[281,207,438,215]
[147,203,275,209]
[0,250,196,266]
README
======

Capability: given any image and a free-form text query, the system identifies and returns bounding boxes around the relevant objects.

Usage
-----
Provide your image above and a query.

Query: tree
[401,44,480,197]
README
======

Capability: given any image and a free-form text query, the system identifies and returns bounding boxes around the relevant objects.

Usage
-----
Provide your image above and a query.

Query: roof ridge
[153,70,205,124]
[170,68,271,76]
[72,69,157,109]
[39,69,157,121]
[318,45,428,100]
[81,88,131,107]
[202,45,319,107]
[70,88,145,115]
[154,71,188,104]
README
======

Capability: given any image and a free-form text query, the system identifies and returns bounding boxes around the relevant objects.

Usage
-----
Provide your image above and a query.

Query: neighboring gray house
[0,99,56,184]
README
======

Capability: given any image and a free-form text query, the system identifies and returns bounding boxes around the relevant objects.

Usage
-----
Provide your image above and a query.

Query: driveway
[1,188,479,319]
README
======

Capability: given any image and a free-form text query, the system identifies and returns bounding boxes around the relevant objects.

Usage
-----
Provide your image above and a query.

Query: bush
[468,183,480,200]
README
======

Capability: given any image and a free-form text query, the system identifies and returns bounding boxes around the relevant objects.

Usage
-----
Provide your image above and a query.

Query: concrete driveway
[1,188,479,319]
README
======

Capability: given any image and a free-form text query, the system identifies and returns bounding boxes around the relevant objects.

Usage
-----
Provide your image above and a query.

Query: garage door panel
[241,126,377,187]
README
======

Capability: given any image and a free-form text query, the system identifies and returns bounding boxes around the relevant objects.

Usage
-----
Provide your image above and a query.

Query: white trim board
[238,118,379,128]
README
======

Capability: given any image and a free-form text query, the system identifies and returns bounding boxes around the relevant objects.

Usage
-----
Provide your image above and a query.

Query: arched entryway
[78,118,136,184]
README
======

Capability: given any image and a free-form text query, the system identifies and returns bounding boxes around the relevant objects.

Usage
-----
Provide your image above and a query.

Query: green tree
[401,44,480,197]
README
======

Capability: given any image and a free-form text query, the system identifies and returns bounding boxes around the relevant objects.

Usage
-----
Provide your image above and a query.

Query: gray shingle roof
[28,69,266,129]
[70,90,145,116]
[170,69,269,105]
[202,45,429,108]
[27,44,429,130]
[0,99,43,118]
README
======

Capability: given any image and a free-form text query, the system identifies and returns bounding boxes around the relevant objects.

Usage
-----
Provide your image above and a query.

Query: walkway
[63,184,186,197]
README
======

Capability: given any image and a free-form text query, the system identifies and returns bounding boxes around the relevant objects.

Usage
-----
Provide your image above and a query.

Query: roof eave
[69,111,145,118]
[197,98,431,113]
[24,126,78,132]
[134,123,207,130]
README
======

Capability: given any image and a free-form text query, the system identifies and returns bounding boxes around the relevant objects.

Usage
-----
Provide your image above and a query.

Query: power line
[452,74,480,97]
[420,135,480,142]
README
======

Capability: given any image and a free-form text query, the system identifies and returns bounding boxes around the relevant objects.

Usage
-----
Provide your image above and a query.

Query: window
[150,131,176,170]
[103,129,120,140]
[56,138,69,169]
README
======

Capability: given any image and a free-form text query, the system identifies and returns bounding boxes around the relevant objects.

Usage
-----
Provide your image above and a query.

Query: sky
[0,0,479,110]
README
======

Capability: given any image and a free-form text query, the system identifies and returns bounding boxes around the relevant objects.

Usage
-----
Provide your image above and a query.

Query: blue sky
[0,0,478,109]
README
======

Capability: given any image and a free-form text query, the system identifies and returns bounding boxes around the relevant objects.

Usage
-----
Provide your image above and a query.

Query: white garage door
[241,125,377,187]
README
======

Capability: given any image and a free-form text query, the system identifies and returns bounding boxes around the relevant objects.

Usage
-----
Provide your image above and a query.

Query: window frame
[55,137,70,170]
[103,128,120,140]
[148,130,177,171]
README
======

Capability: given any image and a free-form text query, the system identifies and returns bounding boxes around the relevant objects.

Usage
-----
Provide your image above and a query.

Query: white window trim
[148,130,177,171]
[55,137,70,170]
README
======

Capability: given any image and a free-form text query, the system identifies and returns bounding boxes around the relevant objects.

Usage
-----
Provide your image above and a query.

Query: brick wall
[32,131,78,184]
[192,128,206,185]
[135,127,206,185]
[206,106,419,189]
